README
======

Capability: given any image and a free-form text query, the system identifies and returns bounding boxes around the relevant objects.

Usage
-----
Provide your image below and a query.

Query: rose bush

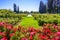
[0,22,60,40]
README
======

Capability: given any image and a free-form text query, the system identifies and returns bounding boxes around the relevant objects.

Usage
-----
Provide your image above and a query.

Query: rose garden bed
[0,22,60,40]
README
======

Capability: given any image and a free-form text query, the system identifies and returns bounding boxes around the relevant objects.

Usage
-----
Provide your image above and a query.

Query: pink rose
[1,37,7,40]
[56,32,60,36]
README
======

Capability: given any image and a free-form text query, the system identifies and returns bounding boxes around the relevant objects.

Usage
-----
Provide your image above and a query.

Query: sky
[0,0,47,12]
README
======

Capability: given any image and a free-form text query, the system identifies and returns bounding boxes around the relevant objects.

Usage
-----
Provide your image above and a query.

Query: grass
[19,16,40,28]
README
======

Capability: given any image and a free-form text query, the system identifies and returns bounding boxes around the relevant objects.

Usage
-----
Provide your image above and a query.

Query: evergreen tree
[47,0,53,13]
[13,3,17,12]
[57,0,60,13]
[13,3,19,13]
[39,0,46,13]
[52,0,58,13]
[16,6,19,13]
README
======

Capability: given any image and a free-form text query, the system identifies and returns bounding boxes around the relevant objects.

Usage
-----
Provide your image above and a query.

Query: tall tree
[39,0,46,13]
[53,0,58,13]
[57,0,60,13]
[13,3,17,12]
[13,3,19,13]
[47,0,53,13]
[16,6,19,13]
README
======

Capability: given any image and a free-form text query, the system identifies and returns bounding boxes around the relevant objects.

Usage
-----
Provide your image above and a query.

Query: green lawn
[19,16,40,28]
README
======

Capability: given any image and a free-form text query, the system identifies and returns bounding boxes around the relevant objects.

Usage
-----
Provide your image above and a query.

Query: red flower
[13,28,18,32]
[9,33,15,37]
[6,24,13,30]
[0,22,4,26]
[38,34,48,40]
[51,38,58,40]
[1,37,8,40]
[43,28,51,34]
[30,32,36,36]
[28,27,35,32]
[53,25,58,29]
[21,38,28,40]
[56,32,60,36]
[0,32,6,36]
[29,36,33,40]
